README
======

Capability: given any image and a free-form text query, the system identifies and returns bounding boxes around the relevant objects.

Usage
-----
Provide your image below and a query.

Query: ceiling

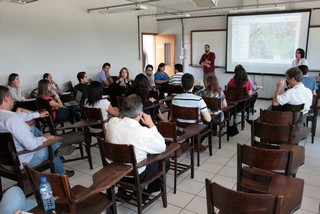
[85,0,320,17]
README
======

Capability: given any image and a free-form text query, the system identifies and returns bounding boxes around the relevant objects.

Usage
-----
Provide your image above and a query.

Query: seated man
[95,62,114,95]
[0,86,74,177]
[273,67,313,114]
[298,65,318,95]
[169,63,184,85]
[106,94,167,194]
[172,73,211,124]
[74,71,89,105]
[143,64,155,88]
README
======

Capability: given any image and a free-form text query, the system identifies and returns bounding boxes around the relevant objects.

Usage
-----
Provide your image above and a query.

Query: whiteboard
[307,27,320,70]
[191,30,226,67]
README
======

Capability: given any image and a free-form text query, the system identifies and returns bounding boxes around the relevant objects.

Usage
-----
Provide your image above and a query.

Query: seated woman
[227,64,253,96]
[115,67,133,89]
[84,81,119,133]
[37,79,81,124]
[127,74,167,121]
[202,75,227,127]
[8,73,26,102]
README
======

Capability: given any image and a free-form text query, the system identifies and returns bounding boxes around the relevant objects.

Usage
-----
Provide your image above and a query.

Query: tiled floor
[2,99,320,213]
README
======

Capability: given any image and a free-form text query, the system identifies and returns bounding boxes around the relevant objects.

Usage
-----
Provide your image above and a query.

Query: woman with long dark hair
[227,64,253,95]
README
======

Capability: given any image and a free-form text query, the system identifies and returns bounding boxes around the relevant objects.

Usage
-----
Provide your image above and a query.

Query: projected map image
[249,21,297,61]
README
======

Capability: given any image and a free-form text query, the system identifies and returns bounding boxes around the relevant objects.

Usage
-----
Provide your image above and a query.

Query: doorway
[142,33,175,76]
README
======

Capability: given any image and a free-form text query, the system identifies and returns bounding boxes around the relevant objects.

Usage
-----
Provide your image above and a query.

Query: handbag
[228,122,239,137]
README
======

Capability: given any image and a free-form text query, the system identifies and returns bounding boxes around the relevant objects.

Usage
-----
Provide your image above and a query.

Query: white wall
[0,0,158,94]
[157,7,320,99]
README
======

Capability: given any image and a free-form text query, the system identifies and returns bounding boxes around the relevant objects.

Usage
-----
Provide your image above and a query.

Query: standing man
[199,44,216,83]
[95,62,114,95]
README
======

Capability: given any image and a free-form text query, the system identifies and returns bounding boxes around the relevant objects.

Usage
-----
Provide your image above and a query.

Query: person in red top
[199,44,216,83]
[227,64,253,96]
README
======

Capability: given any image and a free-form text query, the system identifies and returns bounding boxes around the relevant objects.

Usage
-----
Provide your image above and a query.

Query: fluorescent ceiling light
[230,6,285,13]
[156,13,191,20]
[11,0,38,4]
[97,5,147,14]
[191,0,218,8]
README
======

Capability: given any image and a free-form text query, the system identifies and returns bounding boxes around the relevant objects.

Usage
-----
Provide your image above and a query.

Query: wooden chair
[0,132,56,198]
[154,121,194,194]
[260,109,295,125]
[171,104,212,166]
[251,120,295,147]
[44,113,94,169]
[23,162,129,214]
[237,143,304,213]
[97,138,179,214]
[251,120,304,177]
[166,84,184,96]
[205,179,283,214]
[224,87,249,130]
[305,94,319,144]
[203,97,231,149]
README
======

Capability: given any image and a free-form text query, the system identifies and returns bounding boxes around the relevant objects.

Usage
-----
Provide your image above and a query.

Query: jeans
[29,127,65,175]
[0,186,37,214]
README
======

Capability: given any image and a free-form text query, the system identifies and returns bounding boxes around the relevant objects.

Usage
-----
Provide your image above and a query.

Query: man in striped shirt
[169,63,184,85]
[172,73,211,124]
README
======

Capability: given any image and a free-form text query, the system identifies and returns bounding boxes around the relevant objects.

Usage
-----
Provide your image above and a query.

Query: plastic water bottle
[39,177,55,214]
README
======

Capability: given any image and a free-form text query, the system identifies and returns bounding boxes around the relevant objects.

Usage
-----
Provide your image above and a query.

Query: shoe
[55,145,76,156]
[116,188,132,201]
[65,170,75,178]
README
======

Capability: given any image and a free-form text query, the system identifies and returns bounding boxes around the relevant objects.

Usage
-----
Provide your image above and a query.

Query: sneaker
[65,170,75,178]
[55,145,76,156]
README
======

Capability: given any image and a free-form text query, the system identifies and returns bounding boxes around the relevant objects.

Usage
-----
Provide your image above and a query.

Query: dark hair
[298,65,308,75]
[8,73,19,86]
[0,85,10,105]
[121,94,143,118]
[286,67,303,82]
[174,64,183,73]
[157,63,166,72]
[204,75,221,97]
[43,73,50,80]
[86,81,103,106]
[145,64,153,71]
[132,73,149,91]
[296,48,305,58]
[102,62,111,69]
[119,67,130,80]
[77,72,86,82]
[233,64,248,87]
[37,79,50,98]
[181,73,194,91]
[205,44,210,48]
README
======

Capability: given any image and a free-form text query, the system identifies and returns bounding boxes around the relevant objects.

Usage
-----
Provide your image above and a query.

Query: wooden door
[155,34,175,76]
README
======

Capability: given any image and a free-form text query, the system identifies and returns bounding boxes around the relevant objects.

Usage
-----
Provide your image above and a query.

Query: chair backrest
[23,163,74,213]
[81,106,106,135]
[310,94,319,114]
[97,138,138,178]
[203,97,221,112]
[271,103,304,124]
[237,143,293,176]
[205,179,283,214]
[260,109,294,125]
[170,104,199,128]
[166,84,184,96]
[0,132,20,171]
[225,86,247,101]
[154,121,177,142]
[251,120,294,146]
[36,98,53,115]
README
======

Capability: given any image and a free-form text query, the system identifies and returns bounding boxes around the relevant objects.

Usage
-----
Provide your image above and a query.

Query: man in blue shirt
[95,62,114,95]
[298,65,318,95]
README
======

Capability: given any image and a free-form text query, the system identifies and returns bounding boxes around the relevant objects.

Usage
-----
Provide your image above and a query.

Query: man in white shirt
[273,67,312,114]
[106,94,167,194]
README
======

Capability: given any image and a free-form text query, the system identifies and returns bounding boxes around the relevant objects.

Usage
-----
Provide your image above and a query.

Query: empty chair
[205,179,283,214]
[154,121,194,194]
[237,143,304,213]
[23,162,129,214]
